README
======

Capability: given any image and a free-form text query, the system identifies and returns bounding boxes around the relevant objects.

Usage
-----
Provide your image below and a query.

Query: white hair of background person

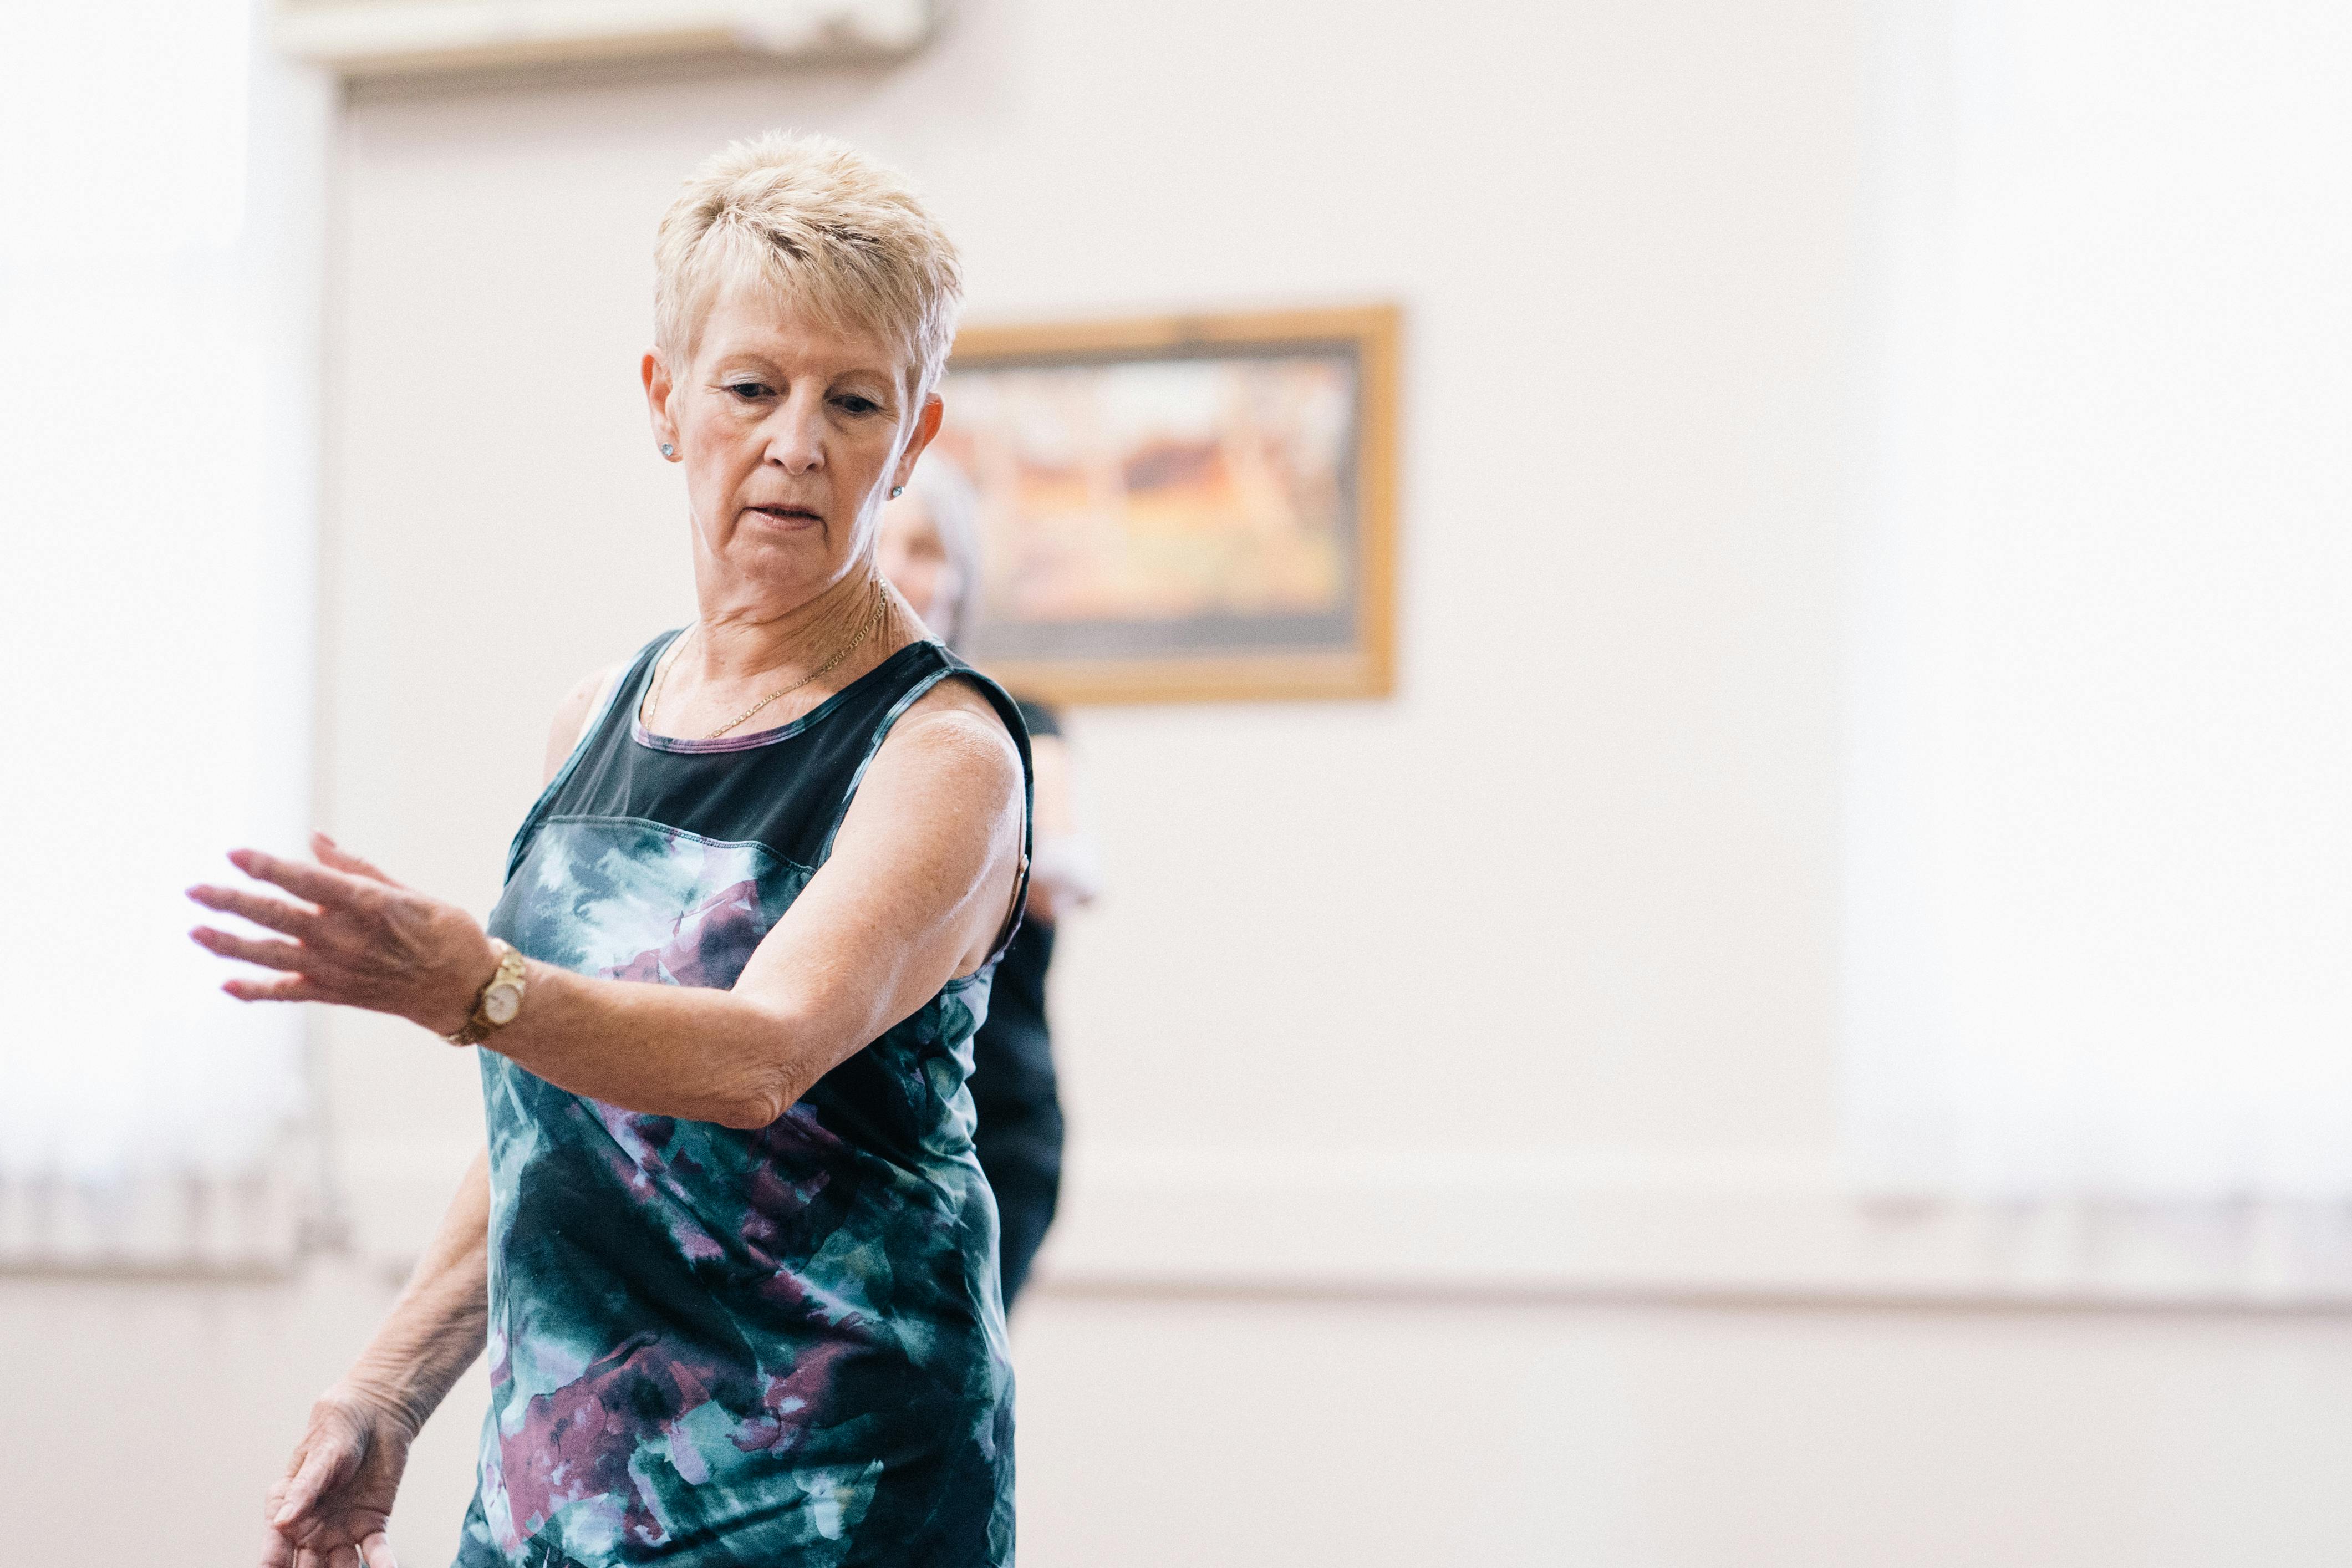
[880,460,1102,914]
[901,454,986,650]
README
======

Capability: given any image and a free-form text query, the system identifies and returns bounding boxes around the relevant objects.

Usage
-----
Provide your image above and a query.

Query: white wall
[6,2,2351,1564]
[322,0,1865,1275]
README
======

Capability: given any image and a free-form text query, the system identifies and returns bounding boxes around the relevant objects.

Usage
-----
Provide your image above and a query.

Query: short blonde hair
[902,452,985,649]
[654,131,963,399]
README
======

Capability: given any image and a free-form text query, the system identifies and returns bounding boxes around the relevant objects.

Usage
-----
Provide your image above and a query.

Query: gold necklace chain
[642,582,890,741]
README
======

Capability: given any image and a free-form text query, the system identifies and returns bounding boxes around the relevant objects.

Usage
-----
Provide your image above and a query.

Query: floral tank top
[454,632,1027,1568]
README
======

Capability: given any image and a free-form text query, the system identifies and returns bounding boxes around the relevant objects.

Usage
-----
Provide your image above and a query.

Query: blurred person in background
[878,458,1100,1309]
[188,133,1028,1567]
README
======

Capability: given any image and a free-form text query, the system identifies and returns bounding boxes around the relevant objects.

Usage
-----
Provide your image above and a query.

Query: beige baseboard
[1035,1146,2352,1312]
[328,1138,2352,1311]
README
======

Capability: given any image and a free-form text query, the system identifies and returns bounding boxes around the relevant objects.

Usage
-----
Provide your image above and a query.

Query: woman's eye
[724,383,771,401]
[837,395,881,415]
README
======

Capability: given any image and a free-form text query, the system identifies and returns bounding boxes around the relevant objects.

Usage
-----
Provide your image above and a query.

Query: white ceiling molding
[275,0,944,78]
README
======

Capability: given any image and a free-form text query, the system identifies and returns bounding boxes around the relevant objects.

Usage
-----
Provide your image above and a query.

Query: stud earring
[660,443,675,458]
[889,485,905,499]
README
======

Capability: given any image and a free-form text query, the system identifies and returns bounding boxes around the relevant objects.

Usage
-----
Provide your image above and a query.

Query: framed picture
[935,305,1399,704]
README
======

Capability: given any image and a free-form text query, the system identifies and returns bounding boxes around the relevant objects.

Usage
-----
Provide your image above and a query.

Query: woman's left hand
[189,832,497,1037]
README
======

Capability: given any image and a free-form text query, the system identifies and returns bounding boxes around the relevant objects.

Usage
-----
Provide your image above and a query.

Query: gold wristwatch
[446,939,527,1046]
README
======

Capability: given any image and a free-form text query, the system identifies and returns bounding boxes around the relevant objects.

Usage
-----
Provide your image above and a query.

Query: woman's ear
[643,349,681,460]
[892,393,945,491]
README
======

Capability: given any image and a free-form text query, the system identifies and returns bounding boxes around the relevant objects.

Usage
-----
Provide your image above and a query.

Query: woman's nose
[763,398,826,473]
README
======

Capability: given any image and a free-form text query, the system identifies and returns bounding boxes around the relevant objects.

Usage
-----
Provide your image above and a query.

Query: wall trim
[1033,1147,2352,1311]
[332,1138,2352,1311]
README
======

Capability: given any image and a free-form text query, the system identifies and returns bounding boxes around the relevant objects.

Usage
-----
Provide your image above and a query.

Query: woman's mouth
[747,504,823,526]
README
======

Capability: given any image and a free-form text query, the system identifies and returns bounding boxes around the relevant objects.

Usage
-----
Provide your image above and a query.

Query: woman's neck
[643,567,916,739]
[689,567,893,684]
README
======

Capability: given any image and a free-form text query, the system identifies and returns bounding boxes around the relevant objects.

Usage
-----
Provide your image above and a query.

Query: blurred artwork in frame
[935,306,1399,704]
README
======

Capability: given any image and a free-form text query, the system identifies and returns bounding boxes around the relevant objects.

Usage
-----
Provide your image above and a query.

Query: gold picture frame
[936,305,1399,705]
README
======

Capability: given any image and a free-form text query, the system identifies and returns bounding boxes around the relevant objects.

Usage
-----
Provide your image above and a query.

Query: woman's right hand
[260,1384,415,1568]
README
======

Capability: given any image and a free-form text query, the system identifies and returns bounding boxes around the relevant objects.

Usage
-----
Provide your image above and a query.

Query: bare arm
[253,675,618,1567]
[256,1152,488,1568]
[190,669,1025,1132]
[342,1149,492,1431]
[454,680,1024,1126]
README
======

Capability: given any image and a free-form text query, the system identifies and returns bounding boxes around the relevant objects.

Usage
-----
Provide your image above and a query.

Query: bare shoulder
[865,675,1024,807]
[542,660,628,785]
[826,670,1026,976]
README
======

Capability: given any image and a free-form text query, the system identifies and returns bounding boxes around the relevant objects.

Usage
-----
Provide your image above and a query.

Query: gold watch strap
[446,939,526,1046]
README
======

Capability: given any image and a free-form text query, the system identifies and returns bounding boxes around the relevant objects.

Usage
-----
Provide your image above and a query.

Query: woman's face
[875,492,960,633]
[645,286,940,605]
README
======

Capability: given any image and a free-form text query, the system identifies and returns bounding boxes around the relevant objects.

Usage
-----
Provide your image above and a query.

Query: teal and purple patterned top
[454,633,1028,1568]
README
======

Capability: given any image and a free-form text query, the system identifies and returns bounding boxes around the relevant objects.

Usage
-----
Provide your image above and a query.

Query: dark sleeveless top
[455,631,1028,1568]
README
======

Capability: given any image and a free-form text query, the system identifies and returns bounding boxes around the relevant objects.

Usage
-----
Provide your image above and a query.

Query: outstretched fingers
[312,833,405,888]
[188,882,321,940]
[230,847,374,910]
[360,1531,402,1568]
[191,924,309,974]
[222,973,324,1004]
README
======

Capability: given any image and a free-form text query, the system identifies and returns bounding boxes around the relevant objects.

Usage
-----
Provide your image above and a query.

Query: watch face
[483,984,522,1026]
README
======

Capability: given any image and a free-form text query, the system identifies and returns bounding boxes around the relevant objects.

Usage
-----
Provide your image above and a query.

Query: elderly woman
[189,133,1025,1568]
[875,462,1099,1309]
